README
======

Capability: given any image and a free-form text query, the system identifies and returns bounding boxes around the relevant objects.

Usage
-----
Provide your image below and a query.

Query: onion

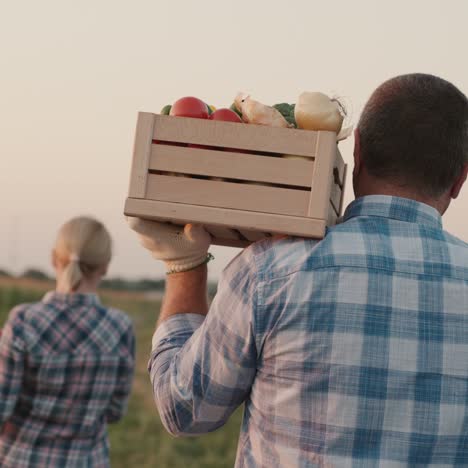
[295,92,344,133]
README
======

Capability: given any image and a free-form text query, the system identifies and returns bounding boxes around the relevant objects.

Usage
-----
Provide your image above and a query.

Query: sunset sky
[1,0,467,280]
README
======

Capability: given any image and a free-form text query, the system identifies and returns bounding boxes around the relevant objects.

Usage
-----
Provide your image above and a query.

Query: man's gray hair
[358,73,468,197]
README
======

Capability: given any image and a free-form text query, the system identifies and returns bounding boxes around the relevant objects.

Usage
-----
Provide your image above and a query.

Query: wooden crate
[124,112,347,248]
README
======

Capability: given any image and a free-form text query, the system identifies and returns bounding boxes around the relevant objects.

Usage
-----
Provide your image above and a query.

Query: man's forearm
[157,264,209,326]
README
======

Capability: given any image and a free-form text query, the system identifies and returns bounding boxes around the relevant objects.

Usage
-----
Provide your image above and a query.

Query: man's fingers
[126,216,141,230]
[128,218,211,249]
[127,217,170,236]
[185,224,210,243]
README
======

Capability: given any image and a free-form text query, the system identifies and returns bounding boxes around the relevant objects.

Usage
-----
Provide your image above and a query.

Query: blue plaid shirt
[149,196,468,467]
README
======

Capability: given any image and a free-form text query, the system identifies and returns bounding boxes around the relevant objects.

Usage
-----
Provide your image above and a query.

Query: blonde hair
[54,217,112,292]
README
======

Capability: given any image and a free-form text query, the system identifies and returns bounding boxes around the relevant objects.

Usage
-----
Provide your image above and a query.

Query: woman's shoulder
[3,301,44,345]
[102,306,133,332]
[7,301,41,324]
[9,293,69,325]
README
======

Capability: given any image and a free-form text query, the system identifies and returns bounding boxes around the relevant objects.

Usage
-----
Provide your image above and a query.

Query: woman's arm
[0,308,25,425]
[105,324,136,424]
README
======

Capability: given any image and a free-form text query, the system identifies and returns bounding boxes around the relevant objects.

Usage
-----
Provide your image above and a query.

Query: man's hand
[127,218,212,274]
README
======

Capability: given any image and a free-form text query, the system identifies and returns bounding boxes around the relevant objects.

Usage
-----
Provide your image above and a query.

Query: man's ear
[353,128,362,175]
[450,163,468,199]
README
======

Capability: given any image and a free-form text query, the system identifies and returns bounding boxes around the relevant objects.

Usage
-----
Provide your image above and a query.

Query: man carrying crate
[129,73,468,467]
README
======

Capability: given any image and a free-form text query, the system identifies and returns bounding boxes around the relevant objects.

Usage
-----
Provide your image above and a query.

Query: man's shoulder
[248,220,364,259]
[236,235,327,280]
[235,218,468,282]
[440,229,468,272]
[442,229,468,249]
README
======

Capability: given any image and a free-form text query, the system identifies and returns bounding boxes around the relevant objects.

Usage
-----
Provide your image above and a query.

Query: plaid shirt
[149,195,468,467]
[0,292,135,468]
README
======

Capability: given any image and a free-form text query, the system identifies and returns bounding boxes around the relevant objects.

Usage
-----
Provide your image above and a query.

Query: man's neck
[356,177,449,215]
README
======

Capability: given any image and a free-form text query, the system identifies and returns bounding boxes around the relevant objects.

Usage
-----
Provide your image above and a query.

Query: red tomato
[170,97,209,119]
[209,108,243,123]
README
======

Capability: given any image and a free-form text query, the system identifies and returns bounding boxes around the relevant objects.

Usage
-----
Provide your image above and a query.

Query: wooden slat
[327,201,339,226]
[238,229,266,242]
[145,175,310,217]
[128,112,156,198]
[339,163,348,215]
[330,181,342,215]
[307,132,336,218]
[209,238,249,248]
[153,114,319,157]
[205,225,240,241]
[124,198,327,241]
[334,149,346,186]
[150,144,314,187]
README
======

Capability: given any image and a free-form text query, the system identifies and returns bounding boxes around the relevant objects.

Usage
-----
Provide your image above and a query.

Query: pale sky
[1,0,467,280]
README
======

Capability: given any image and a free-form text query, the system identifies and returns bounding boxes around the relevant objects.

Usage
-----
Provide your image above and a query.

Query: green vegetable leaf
[160,104,172,115]
[230,103,242,119]
[273,103,297,127]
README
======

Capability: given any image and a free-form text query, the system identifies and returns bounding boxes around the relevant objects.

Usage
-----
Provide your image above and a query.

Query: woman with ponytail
[0,217,135,467]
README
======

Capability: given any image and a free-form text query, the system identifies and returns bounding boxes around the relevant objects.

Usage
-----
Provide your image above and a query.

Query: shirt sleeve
[106,322,136,424]
[148,248,258,436]
[0,307,26,425]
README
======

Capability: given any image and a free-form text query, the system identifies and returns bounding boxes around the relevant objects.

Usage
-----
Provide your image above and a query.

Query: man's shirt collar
[43,291,101,307]
[343,195,443,230]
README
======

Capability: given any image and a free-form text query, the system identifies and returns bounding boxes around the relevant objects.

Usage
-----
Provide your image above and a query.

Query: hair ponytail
[60,260,83,293]
[54,217,112,293]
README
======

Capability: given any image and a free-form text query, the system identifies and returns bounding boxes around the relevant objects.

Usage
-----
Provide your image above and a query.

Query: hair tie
[69,254,80,263]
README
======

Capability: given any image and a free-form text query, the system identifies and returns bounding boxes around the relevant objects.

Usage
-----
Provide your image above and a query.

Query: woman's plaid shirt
[150,196,468,467]
[0,292,135,468]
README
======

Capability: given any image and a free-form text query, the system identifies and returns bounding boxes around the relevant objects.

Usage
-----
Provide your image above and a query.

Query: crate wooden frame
[124,112,347,247]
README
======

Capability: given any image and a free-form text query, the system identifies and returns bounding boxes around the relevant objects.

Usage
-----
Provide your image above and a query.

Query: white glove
[127,217,212,273]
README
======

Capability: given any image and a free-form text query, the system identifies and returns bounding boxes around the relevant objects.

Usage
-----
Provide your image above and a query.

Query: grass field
[0,278,242,467]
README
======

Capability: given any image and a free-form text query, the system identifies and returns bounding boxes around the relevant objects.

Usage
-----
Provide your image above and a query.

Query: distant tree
[100,277,165,292]
[100,277,128,291]
[0,268,12,278]
[100,277,218,296]
[135,279,165,292]
[21,268,51,281]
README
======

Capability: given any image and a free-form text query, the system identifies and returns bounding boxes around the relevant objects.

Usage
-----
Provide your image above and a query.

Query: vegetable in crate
[283,92,350,160]
[160,104,172,115]
[234,93,292,128]
[170,96,209,119]
[206,104,216,115]
[295,92,344,132]
[273,103,297,127]
[230,102,242,119]
[209,108,243,123]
